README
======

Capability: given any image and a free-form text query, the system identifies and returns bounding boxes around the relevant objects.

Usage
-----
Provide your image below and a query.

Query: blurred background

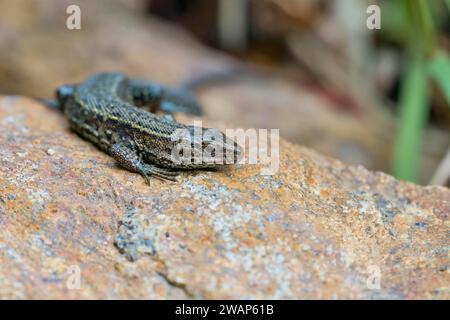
[0,0,449,186]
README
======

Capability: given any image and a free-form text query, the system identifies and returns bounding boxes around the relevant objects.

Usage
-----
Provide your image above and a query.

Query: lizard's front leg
[110,143,151,184]
[110,143,178,183]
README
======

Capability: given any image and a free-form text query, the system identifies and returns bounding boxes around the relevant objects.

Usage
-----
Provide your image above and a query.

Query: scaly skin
[54,72,242,183]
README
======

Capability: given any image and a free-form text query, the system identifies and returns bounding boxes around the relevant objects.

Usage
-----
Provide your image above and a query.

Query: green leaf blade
[428,53,450,106]
[393,56,430,182]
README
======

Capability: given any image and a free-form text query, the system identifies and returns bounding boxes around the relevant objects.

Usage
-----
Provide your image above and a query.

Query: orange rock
[0,96,448,299]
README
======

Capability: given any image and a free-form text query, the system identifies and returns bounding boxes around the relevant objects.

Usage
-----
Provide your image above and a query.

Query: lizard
[48,72,242,183]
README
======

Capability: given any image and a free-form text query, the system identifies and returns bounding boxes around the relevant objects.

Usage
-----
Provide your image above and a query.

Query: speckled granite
[0,96,448,299]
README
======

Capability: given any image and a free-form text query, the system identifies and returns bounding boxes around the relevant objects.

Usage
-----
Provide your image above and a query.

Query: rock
[0,96,448,299]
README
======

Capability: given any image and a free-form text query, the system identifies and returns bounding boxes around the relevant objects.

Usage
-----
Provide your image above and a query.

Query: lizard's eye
[56,84,75,101]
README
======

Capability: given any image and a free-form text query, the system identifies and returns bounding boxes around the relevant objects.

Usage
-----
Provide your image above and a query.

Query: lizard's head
[56,84,75,105]
[199,128,243,167]
[167,126,243,169]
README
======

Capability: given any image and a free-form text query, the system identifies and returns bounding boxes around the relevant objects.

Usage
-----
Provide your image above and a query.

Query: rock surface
[0,96,448,299]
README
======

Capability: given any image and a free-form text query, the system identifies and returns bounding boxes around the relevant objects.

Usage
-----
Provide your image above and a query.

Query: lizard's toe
[143,164,179,182]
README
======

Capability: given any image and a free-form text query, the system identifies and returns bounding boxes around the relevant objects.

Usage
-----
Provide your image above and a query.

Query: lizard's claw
[143,164,179,182]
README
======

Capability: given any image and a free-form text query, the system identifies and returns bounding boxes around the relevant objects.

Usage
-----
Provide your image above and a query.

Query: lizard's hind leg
[125,79,203,116]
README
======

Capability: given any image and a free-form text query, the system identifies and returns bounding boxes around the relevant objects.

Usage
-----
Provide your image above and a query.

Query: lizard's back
[66,72,186,140]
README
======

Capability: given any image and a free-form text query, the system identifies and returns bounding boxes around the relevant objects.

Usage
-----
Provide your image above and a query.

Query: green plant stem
[393,55,430,182]
[405,0,436,54]
[429,53,450,106]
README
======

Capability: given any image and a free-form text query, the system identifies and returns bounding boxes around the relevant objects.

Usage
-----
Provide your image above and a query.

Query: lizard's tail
[36,98,62,111]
